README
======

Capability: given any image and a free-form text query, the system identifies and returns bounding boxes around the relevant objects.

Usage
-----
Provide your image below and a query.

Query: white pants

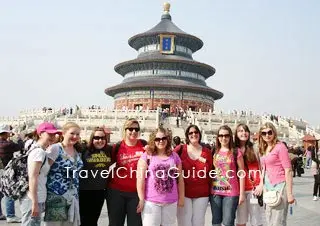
[142,201,177,226]
[236,191,264,226]
[177,197,209,226]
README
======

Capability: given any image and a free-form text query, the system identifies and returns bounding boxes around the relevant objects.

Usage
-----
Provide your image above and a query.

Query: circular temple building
[105,3,223,112]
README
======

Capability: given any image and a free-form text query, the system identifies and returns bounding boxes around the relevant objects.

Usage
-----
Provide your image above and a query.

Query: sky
[0,0,319,125]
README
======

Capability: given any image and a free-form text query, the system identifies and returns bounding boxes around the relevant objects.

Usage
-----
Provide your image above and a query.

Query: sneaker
[6,216,21,223]
[0,215,6,220]
[313,196,318,201]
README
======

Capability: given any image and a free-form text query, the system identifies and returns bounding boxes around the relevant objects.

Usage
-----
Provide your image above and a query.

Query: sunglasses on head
[188,131,199,136]
[154,137,167,142]
[218,134,230,138]
[93,136,106,141]
[126,127,140,132]
[261,130,273,136]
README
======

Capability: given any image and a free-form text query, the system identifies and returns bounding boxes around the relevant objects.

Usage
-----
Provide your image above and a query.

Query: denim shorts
[209,194,239,226]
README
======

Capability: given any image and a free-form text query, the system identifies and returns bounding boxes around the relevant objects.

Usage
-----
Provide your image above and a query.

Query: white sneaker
[6,216,21,223]
[313,196,318,201]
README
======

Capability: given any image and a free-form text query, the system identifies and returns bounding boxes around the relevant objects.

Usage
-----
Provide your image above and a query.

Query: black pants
[79,189,106,226]
[107,188,142,226]
[292,158,303,177]
[313,175,320,197]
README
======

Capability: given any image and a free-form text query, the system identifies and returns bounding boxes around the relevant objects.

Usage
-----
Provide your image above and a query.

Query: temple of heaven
[105,2,223,112]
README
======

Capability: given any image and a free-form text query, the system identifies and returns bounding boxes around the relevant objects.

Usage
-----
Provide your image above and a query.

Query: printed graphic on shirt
[152,163,178,194]
[212,154,236,194]
[86,152,111,168]
[212,153,233,194]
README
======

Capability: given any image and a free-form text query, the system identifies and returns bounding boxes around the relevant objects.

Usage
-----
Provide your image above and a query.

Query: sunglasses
[218,134,230,138]
[188,131,199,136]
[155,137,167,142]
[126,127,140,132]
[261,130,273,136]
[93,136,106,141]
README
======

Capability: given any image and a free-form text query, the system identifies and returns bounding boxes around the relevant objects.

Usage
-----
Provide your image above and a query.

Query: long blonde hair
[258,122,278,156]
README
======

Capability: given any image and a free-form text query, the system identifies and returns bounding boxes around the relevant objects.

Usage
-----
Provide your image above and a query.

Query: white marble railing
[0,107,315,144]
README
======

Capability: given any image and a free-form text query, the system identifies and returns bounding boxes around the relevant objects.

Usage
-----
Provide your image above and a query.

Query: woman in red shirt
[107,118,146,226]
[234,124,264,226]
[175,125,212,226]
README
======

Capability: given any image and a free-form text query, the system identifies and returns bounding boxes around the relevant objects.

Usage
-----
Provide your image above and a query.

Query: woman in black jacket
[310,144,320,201]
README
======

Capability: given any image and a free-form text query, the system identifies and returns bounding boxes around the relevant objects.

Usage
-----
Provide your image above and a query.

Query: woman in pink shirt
[257,122,294,226]
[136,127,184,226]
[210,125,245,226]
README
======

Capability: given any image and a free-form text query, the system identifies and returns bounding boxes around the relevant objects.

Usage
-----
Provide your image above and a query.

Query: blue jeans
[209,195,239,226]
[20,196,45,226]
[4,196,15,217]
[0,192,3,215]
[306,156,312,167]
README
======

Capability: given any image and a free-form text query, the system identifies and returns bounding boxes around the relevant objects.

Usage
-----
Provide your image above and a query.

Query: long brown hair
[87,127,110,152]
[234,124,256,163]
[215,125,234,151]
[148,127,172,156]
[258,122,279,156]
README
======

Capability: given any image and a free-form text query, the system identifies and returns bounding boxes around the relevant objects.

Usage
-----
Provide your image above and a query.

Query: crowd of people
[0,119,319,226]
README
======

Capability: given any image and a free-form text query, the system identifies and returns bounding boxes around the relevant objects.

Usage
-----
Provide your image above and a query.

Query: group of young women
[24,118,294,226]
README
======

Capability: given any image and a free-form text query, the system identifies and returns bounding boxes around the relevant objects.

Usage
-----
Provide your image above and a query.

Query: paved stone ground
[1,169,319,225]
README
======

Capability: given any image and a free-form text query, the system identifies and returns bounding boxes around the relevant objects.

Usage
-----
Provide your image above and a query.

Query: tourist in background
[304,145,312,168]
[44,122,83,226]
[210,125,245,226]
[310,143,320,201]
[20,122,60,226]
[0,124,23,223]
[23,127,37,153]
[172,136,181,148]
[258,122,294,226]
[107,118,146,226]
[234,124,263,226]
[79,127,113,226]
[136,127,184,225]
[176,125,212,226]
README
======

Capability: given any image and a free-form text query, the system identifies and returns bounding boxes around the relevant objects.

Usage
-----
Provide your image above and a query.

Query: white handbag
[263,186,284,207]
[263,159,285,207]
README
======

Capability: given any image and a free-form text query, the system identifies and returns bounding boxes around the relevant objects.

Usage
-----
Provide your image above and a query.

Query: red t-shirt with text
[109,140,145,192]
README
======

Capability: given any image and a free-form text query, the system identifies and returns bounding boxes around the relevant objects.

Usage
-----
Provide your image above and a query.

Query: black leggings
[107,188,142,226]
[313,175,320,197]
[79,189,106,226]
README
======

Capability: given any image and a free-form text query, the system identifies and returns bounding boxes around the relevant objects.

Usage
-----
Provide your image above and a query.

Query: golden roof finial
[163,2,171,14]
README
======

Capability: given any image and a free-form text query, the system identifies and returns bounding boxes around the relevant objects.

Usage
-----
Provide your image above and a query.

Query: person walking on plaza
[79,127,113,226]
[136,127,184,225]
[175,125,212,226]
[310,143,320,201]
[258,122,294,226]
[0,124,23,223]
[304,145,312,168]
[107,118,146,226]
[44,122,83,226]
[20,122,61,226]
[234,124,264,226]
[210,125,245,226]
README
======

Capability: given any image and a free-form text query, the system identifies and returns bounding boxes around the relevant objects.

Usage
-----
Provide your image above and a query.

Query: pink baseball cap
[36,122,61,135]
